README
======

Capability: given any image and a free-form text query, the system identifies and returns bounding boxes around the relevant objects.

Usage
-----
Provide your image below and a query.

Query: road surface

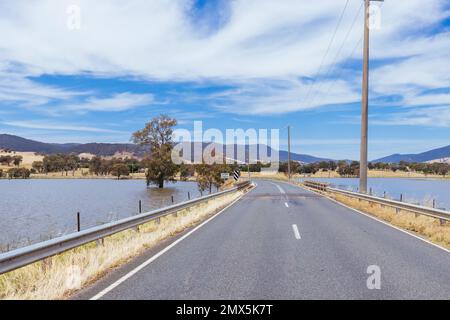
[77,180,450,300]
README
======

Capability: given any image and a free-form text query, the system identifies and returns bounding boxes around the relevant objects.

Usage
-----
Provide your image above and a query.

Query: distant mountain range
[0,134,329,163]
[0,134,143,156]
[372,145,450,163]
[3,133,447,164]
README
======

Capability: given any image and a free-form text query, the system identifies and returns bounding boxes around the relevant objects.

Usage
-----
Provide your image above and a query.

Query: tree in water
[132,115,178,188]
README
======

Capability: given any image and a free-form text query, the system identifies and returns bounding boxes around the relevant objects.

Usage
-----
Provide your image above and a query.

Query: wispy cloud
[371,106,450,127]
[0,0,449,117]
[1,120,124,133]
[63,92,155,112]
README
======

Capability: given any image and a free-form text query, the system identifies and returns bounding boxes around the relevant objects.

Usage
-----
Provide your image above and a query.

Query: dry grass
[251,172,293,181]
[0,151,44,170]
[329,192,450,249]
[0,189,245,300]
[30,169,147,179]
[366,169,448,179]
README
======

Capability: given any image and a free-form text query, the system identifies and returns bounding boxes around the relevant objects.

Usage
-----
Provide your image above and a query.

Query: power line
[312,1,385,120]
[300,0,350,107]
[306,1,364,109]
[315,35,363,106]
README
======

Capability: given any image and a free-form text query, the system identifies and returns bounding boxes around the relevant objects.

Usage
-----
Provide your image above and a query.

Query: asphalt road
[77,180,450,300]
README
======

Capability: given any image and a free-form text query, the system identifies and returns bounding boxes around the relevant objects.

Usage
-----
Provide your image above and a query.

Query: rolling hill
[0,134,330,163]
[0,134,143,156]
[373,145,450,163]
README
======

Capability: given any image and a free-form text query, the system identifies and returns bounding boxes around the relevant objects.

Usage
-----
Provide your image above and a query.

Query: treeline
[368,161,450,176]
[0,155,23,167]
[29,154,142,179]
[279,160,450,177]
[0,167,31,179]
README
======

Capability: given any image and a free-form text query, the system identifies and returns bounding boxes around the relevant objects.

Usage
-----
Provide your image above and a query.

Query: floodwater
[297,177,450,210]
[0,179,205,250]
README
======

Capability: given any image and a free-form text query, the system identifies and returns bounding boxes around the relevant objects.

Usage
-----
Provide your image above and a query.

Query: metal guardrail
[303,180,450,223]
[0,181,251,275]
[303,180,329,191]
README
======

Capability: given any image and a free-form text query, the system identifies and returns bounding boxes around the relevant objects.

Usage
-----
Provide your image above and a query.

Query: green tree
[0,155,12,166]
[133,115,178,188]
[13,155,23,167]
[195,164,226,193]
[7,168,31,179]
[110,163,130,180]
[89,156,103,175]
[32,161,44,173]
[179,163,195,181]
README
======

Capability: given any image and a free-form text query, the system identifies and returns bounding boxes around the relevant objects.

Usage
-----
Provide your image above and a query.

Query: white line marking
[292,224,301,240]
[293,183,450,254]
[285,202,289,208]
[90,189,252,300]
[270,182,285,194]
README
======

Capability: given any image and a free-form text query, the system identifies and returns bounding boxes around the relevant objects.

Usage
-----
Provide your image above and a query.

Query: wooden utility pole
[288,125,291,181]
[359,0,383,194]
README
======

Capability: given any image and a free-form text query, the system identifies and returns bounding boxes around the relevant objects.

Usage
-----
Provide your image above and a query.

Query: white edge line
[293,183,450,254]
[90,186,255,300]
[285,202,289,208]
[292,224,301,240]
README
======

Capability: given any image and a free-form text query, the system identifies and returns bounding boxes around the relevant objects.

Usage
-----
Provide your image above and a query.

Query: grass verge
[0,188,247,300]
[326,190,450,250]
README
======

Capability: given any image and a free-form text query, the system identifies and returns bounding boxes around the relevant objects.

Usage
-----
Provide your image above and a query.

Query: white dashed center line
[292,224,301,240]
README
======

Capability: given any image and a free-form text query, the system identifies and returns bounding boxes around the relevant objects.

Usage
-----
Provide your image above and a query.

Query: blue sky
[0,0,449,160]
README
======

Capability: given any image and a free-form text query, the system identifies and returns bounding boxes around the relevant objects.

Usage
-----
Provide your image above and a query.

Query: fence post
[433,199,436,209]
[400,194,403,202]
[188,192,190,200]
[77,212,81,232]
[171,195,174,204]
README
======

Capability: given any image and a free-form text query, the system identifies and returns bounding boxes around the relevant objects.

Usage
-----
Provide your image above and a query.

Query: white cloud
[0,0,449,118]
[372,106,450,127]
[213,78,359,115]
[63,92,155,112]
[1,120,124,133]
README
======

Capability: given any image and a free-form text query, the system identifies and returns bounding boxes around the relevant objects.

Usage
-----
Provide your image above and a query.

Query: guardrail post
[400,194,403,202]
[96,238,104,247]
[384,191,386,198]
[188,192,190,200]
[135,201,143,232]
[77,212,81,232]
[171,195,174,204]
